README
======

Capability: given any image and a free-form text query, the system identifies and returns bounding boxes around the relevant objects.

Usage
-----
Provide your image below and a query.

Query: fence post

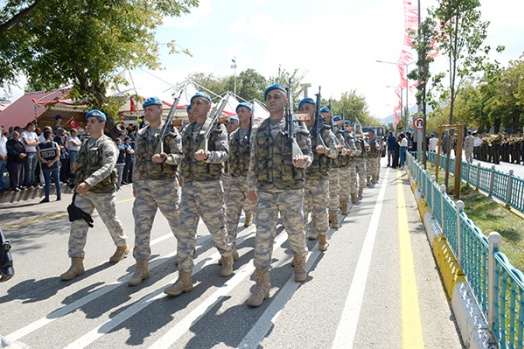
[488,232,501,333]
[489,165,495,197]
[476,162,481,189]
[425,169,431,199]
[506,170,514,207]
[456,201,464,265]
[440,184,446,232]
[431,175,436,215]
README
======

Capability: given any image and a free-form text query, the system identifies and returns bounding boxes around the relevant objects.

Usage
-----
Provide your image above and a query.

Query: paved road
[0,159,464,348]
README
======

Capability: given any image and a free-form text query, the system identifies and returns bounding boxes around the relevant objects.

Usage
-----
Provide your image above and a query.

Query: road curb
[406,169,493,349]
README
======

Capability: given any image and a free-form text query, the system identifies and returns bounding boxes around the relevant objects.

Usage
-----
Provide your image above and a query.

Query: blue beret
[55,115,62,120]
[190,92,212,104]
[298,97,315,111]
[236,102,252,112]
[86,109,106,122]
[264,84,286,101]
[229,116,239,122]
[319,107,330,113]
[333,115,342,122]
[187,104,192,112]
[143,96,163,108]
[344,120,350,125]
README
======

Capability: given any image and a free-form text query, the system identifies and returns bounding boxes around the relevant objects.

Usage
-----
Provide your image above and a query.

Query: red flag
[66,117,79,129]
[130,97,136,112]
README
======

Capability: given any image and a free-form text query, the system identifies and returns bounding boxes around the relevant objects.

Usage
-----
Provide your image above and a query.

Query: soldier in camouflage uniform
[464,130,474,163]
[353,122,369,197]
[365,129,382,184]
[163,92,234,297]
[61,110,128,281]
[246,84,313,307]
[322,110,345,229]
[340,119,361,207]
[298,98,337,250]
[225,102,256,258]
[128,97,183,286]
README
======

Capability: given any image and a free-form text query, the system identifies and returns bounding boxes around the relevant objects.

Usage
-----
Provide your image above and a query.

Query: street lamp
[231,57,237,96]
[300,83,311,98]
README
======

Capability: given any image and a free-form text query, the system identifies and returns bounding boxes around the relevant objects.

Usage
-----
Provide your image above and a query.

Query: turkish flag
[130,97,136,112]
[66,117,79,129]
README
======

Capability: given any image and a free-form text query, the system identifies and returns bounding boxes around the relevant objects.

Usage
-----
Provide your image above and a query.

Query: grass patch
[426,163,524,271]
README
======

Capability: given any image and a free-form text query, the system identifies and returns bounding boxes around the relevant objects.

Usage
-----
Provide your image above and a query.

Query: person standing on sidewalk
[245,84,312,307]
[36,130,61,203]
[128,97,183,287]
[386,131,396,166]
[0,126,8,191]
[60,110,129,281]
[68,129,82,181]
[21,122,39,188]
[6,131,26,191]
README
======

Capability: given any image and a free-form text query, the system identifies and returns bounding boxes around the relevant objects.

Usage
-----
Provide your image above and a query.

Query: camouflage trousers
[225,175,256,242]
[339,163,357,204]
[328,168,340,215]
[304,178,329,236]
[68,191,127,258]
[465,147,474,163]
[366,156,380,182]
[254,188,308,271]
[177,180,232,272]
[132,178,181,260]
[355,157,366,194]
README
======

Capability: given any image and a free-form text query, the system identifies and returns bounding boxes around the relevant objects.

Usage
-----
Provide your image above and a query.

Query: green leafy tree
[226,68,267,102]
[189,72,229,99]
[268,66,306,110]
[1,0,198,121]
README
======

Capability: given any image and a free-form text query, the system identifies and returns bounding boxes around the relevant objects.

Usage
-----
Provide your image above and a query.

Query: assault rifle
[159,89,183,154]
[0,225,14,282]
[314,86,326,148]
[329,99,342,147]
[285,79,303,158]
[198,92,231,151]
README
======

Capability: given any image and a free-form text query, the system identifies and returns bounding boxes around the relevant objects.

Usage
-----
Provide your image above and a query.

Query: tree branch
[0,0,45,34]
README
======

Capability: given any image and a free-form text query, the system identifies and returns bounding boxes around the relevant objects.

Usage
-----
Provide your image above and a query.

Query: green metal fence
[407,152,524,349]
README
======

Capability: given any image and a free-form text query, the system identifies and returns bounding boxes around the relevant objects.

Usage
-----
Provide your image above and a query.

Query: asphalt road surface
[0,159,464,348]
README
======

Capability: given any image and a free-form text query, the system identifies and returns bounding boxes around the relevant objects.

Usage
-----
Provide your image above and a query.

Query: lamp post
[300,83,311,98]
[231,57,237,96]
[376,59,416,131]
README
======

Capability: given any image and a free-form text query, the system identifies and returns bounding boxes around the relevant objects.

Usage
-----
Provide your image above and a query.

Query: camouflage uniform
[304,124,338,238]
[464,134,474,163]
[177,120,232,273]
[69,135,127,258]
[354,135,369,196]
[328,129,345,217]
[226,127,256,243]
[337,128,358,210]
[132,122,182,261]
[366,135,382,183]
[247,117,312,271]
[342,131,361,204]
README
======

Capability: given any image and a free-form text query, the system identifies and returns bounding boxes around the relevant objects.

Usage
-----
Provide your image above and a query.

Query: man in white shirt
[21,122,39,188]
[473,132,482,160]
[428,134,438,152]
[0,125,8,191]
[68,129,82,178]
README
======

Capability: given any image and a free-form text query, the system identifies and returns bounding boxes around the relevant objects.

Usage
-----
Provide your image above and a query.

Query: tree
[268,66,306,110]
[0,1,44,34]
[0,0,198,120]
[331,90,375,126]
[189,72,230,99]
[225,68,267,102]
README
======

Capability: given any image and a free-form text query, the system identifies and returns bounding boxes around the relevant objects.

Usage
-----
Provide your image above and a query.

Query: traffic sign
[413,117,424,130]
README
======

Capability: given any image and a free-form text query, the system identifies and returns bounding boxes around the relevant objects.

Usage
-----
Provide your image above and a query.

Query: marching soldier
[321,109,345,229]
[61,110,128,281]
[338,119,360,209]
[246,84,312,307]
[128,97,183,286]
[298,98,337,249]
[365,128,382,184]
[225,102,256,259]
[163,92,233,297]
[354,122,369,198]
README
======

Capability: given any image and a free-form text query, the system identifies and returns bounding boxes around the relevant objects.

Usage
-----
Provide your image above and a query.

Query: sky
[3,0,524,119]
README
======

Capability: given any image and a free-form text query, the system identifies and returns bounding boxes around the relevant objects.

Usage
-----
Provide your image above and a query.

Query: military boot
[109,245,130,263]
[319,234,329,251]
[293,255,307,282]
[244,213,253,227]
[60,257,85,281]
[219,243,239,265]
[128,259,149,286]
[350,193,357,204]
[220,254,234,277]
[307,217,319,240]
[341,201,349,215]
[164,271,193,297]
[247,269,270,307]
[330,213,340,229]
